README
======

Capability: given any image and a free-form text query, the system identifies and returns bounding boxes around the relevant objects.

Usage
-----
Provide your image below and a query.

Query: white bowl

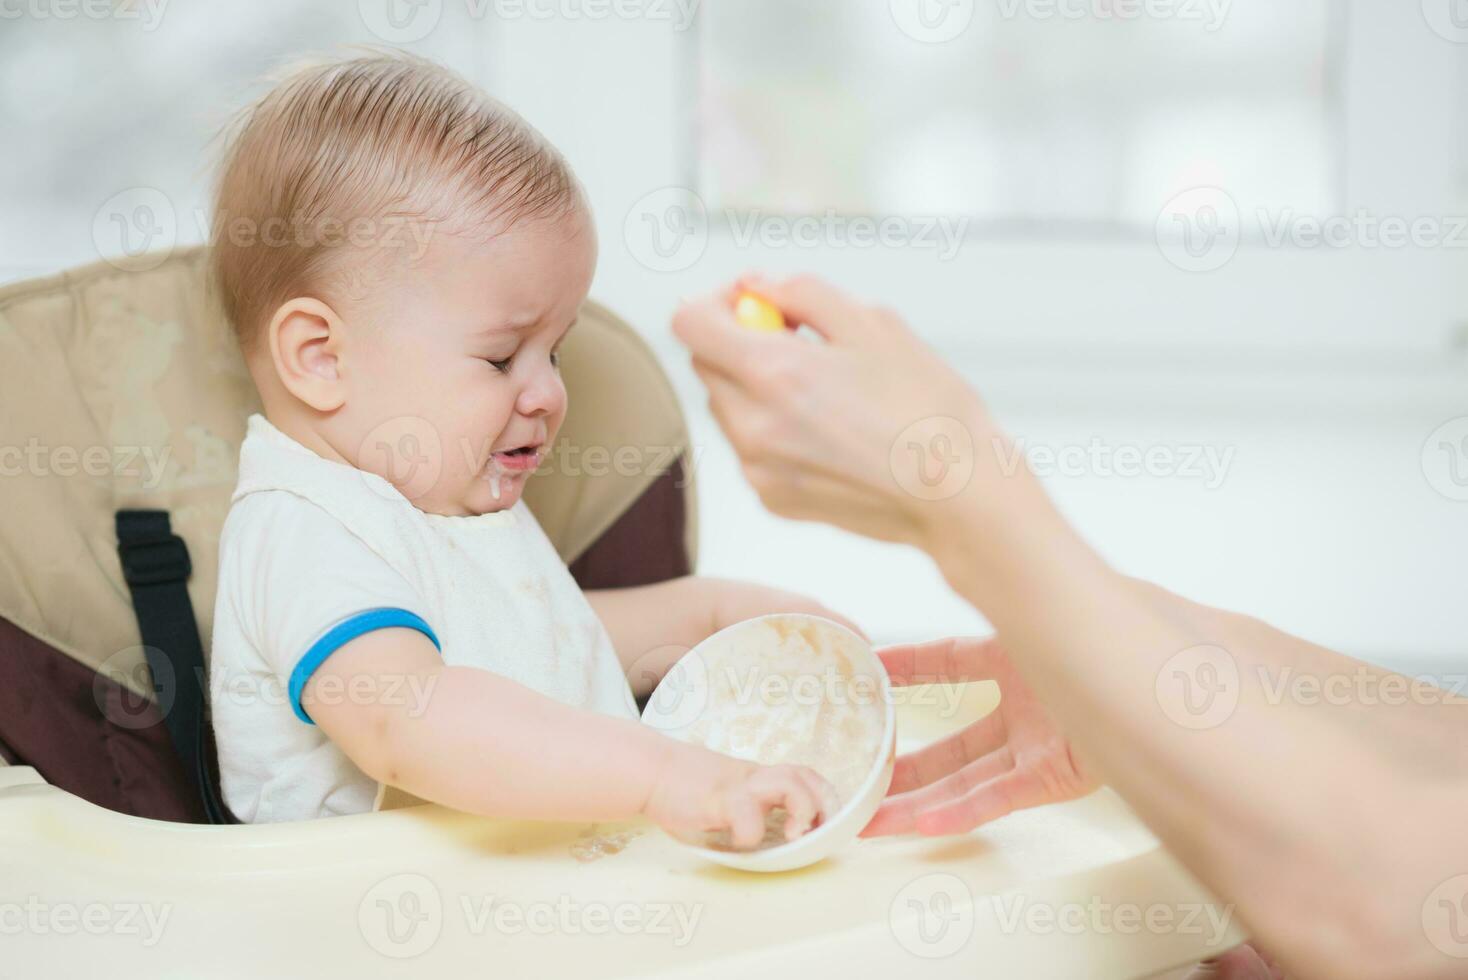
[640,613,897,872]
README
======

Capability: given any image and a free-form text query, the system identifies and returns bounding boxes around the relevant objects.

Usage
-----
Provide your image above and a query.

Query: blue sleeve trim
[289,608,441,725]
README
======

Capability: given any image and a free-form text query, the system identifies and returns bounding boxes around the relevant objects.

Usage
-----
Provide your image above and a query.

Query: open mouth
[489,444,543,474]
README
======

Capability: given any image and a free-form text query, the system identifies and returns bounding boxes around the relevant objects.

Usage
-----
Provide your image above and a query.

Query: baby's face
[339,208,596,516]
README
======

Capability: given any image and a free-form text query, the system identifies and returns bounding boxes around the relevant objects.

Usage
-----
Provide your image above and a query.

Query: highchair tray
[0,746,1244,979]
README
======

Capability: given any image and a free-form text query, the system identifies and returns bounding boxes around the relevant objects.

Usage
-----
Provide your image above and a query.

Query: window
[675,1,1468,363]
[699,1,1338,231]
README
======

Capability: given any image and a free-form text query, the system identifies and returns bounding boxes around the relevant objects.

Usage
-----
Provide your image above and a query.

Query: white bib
[211,414,637,822]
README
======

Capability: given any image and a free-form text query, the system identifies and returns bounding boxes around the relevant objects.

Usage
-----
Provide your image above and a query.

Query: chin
[463,475,524,514]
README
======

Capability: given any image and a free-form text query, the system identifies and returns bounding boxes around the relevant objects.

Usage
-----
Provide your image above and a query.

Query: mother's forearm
[930,469,1462,977]
[1129,577,1468,778]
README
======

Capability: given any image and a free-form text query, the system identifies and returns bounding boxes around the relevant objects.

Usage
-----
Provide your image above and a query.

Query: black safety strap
[115,510,237,824]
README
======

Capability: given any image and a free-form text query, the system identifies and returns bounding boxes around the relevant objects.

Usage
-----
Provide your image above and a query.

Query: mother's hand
[671,275,999,553]
[861,636,1097,837]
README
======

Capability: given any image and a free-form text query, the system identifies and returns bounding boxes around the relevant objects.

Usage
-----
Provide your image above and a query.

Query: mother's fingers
[863,747,1015,837]
[1183,945,1281,980]
[904,747,1013,812]
[887,712,1008,795]
[691,355,771,449]
[877,635,1009,687]
[692,357,761,422]
[738,273,885,346]
[910,764,1052,836]
[672,293,779,380]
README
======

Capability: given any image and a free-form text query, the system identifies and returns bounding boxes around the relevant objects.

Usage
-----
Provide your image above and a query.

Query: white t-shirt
[209,415,638,823]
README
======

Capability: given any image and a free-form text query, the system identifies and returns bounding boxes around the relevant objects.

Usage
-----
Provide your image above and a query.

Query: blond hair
[209,51,581,350]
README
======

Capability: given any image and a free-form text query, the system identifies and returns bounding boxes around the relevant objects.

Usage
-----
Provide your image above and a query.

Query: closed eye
[549,319,575,369]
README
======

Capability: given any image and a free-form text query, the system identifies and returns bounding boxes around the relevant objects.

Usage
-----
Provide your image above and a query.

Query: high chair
[0,250,1243,978]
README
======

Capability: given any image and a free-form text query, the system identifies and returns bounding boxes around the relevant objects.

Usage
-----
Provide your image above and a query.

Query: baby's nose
[516,367,565,417]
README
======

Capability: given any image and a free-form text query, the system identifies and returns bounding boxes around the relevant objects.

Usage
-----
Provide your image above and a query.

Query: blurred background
[3,0,1466,676]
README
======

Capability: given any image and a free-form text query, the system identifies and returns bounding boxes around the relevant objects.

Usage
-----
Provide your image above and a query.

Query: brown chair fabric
[0,614,204,822]
[568,456,692,589]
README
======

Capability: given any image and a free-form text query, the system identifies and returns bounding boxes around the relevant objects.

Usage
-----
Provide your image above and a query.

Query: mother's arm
[672,275,1468,979]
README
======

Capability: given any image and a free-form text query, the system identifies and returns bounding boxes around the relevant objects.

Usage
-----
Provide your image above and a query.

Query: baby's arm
[586,576,865,696]
[305,627,838,843]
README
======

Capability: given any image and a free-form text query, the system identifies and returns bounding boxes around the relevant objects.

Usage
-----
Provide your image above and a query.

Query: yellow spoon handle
[733,291,788,333]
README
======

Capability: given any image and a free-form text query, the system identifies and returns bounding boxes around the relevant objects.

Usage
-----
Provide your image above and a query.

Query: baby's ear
[268,297,346,412]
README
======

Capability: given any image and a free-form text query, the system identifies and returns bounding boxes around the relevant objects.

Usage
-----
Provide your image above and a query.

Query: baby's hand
[644,745,841,850]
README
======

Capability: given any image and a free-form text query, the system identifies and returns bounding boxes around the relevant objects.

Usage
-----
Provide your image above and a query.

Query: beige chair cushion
[0,246,694,697]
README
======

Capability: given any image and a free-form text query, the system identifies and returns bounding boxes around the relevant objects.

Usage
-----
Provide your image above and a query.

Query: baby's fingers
[795,767,842,831]
[778,776,817,842]
[752,765,835,842]
[726,793,767,850]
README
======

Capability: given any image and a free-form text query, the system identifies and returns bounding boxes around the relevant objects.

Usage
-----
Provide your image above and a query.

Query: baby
[206,53,845,847]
